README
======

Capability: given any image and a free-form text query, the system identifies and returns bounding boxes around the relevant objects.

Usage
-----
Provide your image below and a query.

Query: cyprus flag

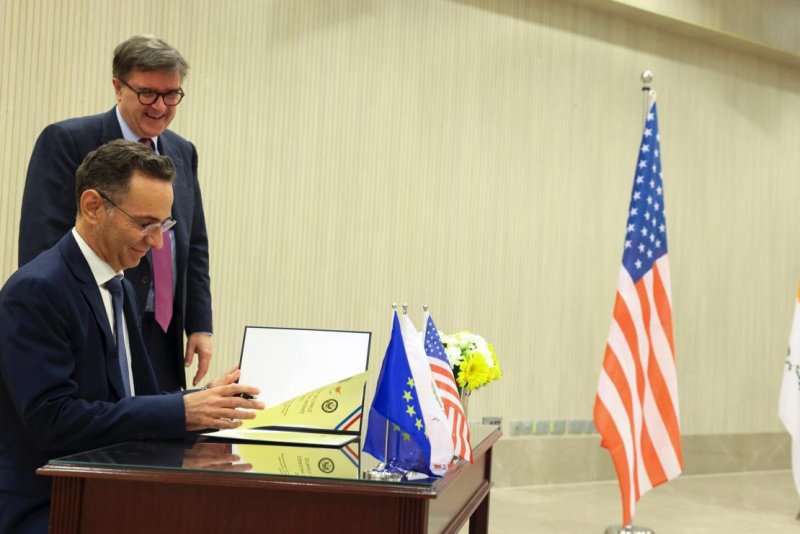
[779,283,800,497]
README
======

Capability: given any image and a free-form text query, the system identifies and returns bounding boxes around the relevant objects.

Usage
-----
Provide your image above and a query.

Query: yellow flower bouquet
[440,331,502,392]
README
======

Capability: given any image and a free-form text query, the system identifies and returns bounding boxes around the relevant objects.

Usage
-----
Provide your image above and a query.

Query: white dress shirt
[72,228,136,395]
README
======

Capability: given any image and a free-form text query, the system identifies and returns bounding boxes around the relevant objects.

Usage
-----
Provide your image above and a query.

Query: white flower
[444,345,463,366]
[453,332,493,369]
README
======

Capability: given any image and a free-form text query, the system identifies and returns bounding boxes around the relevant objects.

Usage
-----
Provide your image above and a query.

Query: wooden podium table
[38,425,501,534]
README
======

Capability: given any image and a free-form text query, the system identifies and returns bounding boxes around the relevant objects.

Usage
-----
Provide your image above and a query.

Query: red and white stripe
[335,409,362,433]
[594,256,683,525]
[429,356,472,463]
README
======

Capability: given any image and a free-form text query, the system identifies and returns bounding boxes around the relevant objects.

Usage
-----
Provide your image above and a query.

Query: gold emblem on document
[318,457,334,473]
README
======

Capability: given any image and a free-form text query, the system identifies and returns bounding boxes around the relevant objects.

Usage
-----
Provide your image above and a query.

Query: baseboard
[491,432,790,487]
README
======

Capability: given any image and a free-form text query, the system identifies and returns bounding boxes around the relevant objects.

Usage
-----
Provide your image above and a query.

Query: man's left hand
[185,332,212,386]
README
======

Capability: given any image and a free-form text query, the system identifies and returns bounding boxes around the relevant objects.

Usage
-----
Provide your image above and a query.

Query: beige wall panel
[598,0,800,55]
[2,0,800,442]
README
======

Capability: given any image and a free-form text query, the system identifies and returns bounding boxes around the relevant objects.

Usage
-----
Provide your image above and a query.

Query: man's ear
[80,190,104,224]
[112,78,123,100]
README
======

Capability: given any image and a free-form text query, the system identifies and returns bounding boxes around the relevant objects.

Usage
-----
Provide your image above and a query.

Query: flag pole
[641,70,653,127]
[603,71,658,534]
[364,304,404,481]
[390,301,399,466]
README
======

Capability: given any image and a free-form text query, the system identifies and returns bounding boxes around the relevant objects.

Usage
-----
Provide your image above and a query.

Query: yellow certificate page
[203,371,369,443]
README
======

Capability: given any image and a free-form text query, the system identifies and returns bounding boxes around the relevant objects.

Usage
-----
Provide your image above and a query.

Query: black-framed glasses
[98,191,176,236]
[118,78,185,106]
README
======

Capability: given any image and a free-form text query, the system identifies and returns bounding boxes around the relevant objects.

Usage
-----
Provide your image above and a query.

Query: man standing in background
[18,35,212,391]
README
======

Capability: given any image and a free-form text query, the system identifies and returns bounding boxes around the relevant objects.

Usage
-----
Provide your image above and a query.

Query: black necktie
[105,276,132,397]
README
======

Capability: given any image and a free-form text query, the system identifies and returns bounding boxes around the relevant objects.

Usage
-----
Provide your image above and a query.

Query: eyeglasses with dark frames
[98,191,176,236]
[118,78,185,106]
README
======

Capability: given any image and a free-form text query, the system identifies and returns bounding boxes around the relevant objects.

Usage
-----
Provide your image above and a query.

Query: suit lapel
[59,233,128,399]
[100,107,124,144]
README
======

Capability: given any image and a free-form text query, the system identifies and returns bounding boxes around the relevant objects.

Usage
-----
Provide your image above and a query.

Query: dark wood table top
[38,424,502,498]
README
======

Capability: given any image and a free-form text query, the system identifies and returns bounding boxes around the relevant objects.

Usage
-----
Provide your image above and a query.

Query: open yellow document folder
[204,371,369,445]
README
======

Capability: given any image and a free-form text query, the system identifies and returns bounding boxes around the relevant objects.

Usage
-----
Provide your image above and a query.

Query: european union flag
[364,312,436,476]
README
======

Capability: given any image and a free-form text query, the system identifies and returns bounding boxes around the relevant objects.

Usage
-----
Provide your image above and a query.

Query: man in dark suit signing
[0,140,263,534]
[19,35,211,392]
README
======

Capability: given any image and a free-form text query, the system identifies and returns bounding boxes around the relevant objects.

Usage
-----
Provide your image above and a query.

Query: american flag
[593,100,683,526]
[423,314,472,463]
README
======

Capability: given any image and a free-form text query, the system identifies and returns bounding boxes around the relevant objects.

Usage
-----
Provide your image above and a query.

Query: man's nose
[144,229,164,249]
[150,95,168,112]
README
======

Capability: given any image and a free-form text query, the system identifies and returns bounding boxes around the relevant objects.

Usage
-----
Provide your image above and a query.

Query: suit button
[142,276,150,284]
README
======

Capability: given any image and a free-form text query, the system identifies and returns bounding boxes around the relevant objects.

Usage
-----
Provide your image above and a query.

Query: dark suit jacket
[0,233,186,512]
[18,108,213,388]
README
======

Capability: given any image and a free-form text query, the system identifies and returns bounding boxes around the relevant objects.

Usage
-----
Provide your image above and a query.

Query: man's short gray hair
[113,35,189,81]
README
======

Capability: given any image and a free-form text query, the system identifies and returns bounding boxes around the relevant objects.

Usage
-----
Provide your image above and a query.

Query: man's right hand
[183,383,264,431]
[181,442,252,471]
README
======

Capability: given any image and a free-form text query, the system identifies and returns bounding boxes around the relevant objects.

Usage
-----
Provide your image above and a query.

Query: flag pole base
[363,463,404,481]
[605,526,654,534]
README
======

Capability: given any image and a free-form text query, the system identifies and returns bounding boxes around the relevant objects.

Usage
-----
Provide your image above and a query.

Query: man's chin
[122,261,141,271]
[141,117,169,136]
[124,252,147,269]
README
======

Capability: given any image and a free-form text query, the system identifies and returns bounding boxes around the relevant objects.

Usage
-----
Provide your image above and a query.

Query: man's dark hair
[113,35,189,81]
[75,139,175,211]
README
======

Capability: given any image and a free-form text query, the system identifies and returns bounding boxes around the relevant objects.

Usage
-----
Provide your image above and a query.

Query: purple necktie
[139,137,173,332]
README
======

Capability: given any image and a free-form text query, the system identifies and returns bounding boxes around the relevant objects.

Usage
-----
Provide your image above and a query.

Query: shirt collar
[72,228,123,286]
[115,106,159,153]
